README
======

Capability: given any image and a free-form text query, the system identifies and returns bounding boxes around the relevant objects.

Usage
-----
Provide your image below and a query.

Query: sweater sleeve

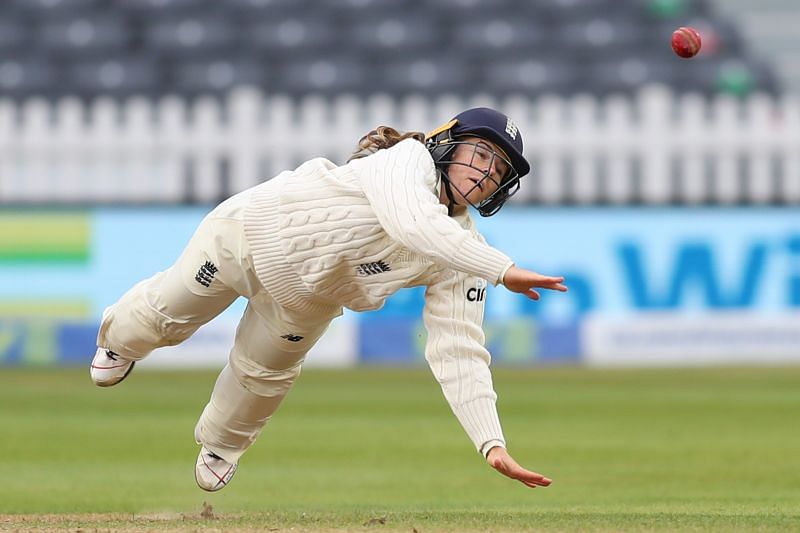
[353,139,514,285]
[423,268,506,456]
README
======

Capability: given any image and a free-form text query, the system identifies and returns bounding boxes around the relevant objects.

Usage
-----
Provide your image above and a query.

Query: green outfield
[1,366,798,531]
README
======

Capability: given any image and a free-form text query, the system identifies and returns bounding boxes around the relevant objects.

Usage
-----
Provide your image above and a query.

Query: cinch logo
[467,279,487,302]
[505,118,518,140]
[356,260,391,276]
[281,334,304,342]
[195,261,218,287]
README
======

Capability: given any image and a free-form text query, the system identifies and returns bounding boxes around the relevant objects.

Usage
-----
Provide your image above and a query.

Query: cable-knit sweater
[243,138,514,455]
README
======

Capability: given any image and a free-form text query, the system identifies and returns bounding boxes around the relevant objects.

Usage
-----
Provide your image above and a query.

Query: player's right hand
[486,446,552,489]
[501,265,567,300]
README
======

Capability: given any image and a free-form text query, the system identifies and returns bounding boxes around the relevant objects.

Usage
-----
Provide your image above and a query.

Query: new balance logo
[280,334,304,342]
[195,261,218,287]
[355,260,391,277]
[505,117,518,140]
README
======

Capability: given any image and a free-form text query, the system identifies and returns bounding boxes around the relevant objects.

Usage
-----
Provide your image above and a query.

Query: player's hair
[347,126,425,162]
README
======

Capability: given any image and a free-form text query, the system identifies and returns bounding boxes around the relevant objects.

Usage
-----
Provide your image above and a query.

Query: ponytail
[348,126,425,162]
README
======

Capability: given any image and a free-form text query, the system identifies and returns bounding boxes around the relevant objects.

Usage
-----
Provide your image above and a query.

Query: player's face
[445,136,510,207]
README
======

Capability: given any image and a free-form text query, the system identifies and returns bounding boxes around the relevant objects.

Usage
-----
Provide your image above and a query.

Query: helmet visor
[443,139,521,216]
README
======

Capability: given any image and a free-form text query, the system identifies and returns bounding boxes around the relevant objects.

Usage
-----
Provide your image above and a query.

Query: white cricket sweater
[243,138,514,455]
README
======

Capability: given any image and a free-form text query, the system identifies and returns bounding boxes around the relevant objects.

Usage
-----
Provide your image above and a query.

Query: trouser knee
[98,283,200,360]
[230,350,305,398]
[226,303,329,396]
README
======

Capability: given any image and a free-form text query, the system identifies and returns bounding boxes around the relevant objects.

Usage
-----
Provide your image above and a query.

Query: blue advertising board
[2,206,798,366]
[473,207,799,320]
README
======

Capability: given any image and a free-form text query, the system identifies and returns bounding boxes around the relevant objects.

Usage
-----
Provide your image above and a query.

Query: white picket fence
[1,85,799,205]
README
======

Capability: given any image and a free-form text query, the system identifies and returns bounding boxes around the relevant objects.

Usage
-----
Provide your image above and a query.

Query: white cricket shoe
[195,446,238,492]
[90,348,135,387]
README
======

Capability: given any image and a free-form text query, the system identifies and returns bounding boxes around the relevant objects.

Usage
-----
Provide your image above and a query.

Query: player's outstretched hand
[486,446,552,489]
[501,265,567,301]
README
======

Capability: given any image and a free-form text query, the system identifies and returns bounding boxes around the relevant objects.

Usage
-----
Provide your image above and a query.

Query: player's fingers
[528,277,567,292]
[525,289,540,300]
[499,470,549,489]
[539,280,567,290]
[508,465,552,486]
[519,477,550,488]
[533,275,563,285]
[537,284,568,292]
[490,451,552,487]
[520,481,542,489]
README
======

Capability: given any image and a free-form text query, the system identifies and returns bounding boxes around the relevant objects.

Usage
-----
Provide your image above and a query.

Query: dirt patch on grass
[0,506,523,532]
[0,511,420,532]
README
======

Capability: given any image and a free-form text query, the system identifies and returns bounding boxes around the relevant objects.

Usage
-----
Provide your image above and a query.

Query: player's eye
[495,160,509,178]
[473,143,492,158]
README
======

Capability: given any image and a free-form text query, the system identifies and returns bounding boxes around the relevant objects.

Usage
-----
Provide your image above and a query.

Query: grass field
[1,366,799,531]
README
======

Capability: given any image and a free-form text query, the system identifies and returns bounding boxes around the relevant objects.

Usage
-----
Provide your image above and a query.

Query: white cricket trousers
[96,189,341,463]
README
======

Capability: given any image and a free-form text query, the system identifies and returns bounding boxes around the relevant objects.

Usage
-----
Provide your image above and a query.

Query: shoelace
[206,450,226,461]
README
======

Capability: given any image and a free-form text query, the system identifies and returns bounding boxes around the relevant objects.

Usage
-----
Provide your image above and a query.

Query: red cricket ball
[671,26,702,58]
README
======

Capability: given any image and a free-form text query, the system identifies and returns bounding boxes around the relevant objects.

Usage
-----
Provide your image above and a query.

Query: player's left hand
[486,446,552,489]
[501,265,567,301]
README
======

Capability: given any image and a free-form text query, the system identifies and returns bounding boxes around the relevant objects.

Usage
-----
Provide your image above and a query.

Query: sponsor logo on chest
[467,278,487,302]
[355,260,392,277]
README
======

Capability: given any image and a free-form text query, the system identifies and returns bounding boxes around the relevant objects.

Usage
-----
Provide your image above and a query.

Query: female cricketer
[90,107,568,492]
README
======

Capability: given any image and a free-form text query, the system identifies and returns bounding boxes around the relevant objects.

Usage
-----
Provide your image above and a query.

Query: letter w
[619,242,767,309]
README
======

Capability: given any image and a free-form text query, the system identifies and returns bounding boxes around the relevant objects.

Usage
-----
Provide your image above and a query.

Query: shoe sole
[195,448,237,492]
[94,361,136,388]
[195,462,237,493]
[195,470,221,493]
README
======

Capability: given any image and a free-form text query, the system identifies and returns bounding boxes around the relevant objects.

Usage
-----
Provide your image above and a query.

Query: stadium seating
[483,54,583,95]
[67,55,162,98]
[37,15,132,58]
[276,57,369,95]
[0,0,779,100]
[244,17,338,60]
[113,0,208,17]
[142,15,239,59]
[0,16,28,53]
[6,0,100,17]
[377,55,476,96]
[0,55,62,99]
[171,56,268,96]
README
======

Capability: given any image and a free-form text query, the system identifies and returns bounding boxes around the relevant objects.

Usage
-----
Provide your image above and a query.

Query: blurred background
[1,0,799,370]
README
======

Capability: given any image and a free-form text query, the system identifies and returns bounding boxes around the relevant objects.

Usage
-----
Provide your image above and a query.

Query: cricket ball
[671,26,702,58]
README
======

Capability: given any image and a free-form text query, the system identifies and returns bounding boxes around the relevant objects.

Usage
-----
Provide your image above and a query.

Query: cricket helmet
[425,107,530,217]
